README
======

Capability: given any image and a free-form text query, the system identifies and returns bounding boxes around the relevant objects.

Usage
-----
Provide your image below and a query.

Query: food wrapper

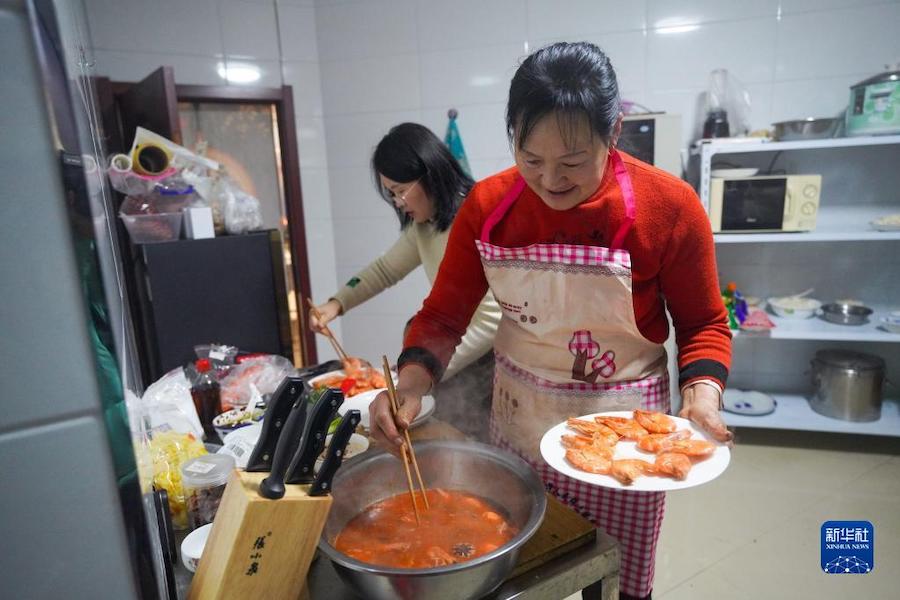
[149,430,207,530]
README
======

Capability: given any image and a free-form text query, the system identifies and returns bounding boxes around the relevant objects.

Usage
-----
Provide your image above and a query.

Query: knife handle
[259,394,308,499]
[309,410,361,496]
[285,388,343,484]
[245,376,306,472]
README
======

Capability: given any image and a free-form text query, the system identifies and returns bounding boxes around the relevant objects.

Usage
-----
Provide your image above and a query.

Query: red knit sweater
[401,152,732,389]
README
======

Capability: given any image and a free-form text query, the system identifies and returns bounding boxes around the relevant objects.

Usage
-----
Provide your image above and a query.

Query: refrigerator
[1,1,171,597]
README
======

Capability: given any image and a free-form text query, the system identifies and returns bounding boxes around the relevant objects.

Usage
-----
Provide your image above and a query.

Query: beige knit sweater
[331,222,500,381]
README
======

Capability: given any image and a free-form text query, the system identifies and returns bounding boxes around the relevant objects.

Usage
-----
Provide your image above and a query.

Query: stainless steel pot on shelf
[318,441,548,600]
[810,350,885,422]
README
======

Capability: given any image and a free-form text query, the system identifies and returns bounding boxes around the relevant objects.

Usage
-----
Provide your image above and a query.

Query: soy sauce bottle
[191,358,222,443]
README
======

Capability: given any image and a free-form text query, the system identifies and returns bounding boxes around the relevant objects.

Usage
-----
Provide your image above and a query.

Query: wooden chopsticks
[306,298,350,362]
[382,356,430,523]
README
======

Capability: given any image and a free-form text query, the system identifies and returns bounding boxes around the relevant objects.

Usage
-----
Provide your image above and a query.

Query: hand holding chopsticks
[382,356,430,523]
[306,298,350,362]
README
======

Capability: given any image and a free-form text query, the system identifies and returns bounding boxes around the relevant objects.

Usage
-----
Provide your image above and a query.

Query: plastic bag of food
[133,368,210,529]
[219,354,295,410]
[149,430,207,529]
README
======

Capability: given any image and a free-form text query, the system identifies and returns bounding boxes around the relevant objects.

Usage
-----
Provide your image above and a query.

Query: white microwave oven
[617,113,681,176]
[708,174,822,233]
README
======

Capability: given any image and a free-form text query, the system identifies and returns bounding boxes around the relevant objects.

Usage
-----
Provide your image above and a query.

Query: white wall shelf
[694,134,900,156]
[733,314,900,342]
[723,394,900,437]
[714,205,900,243]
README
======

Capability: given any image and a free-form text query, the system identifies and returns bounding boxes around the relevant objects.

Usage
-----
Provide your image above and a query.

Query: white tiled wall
[83,0,339,361]
[85,0,900,365]
[315,0,900,361]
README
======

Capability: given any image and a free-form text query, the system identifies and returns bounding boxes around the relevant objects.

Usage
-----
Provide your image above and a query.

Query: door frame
[174,84,317,365]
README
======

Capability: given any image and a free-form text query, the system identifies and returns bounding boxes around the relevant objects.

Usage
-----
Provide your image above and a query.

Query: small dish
[181,523,213,573]
[315,433,369,472]
[820,302,873,326]
[212,406,265,441]
[871,214,900,231]
[880,312,900,334]
[711,168,759,178]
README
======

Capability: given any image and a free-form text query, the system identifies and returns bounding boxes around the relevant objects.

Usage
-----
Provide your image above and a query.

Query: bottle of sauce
[192,358,222,443]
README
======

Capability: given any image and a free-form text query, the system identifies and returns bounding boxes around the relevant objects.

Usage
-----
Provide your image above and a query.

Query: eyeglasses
[385,179,420,206]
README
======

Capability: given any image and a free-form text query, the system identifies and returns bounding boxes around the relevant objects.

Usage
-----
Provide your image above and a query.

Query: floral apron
[479,151,669,597]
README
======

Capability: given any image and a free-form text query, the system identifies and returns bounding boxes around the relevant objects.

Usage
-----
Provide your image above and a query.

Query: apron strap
[481,152,637,249]
[481,176,527,243]
[609,150,636,251]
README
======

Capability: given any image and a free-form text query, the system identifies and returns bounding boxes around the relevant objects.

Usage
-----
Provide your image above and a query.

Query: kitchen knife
[245,376,307,472]
[308,410,361,496]
[258,391,308,499]
[285,388,343,484]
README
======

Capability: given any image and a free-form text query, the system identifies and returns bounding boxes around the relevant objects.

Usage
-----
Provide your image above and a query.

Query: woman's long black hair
[372,123,474,232]
[506,42,620,150]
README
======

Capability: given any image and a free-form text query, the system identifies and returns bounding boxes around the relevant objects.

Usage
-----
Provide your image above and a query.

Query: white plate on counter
[540,410,730,492]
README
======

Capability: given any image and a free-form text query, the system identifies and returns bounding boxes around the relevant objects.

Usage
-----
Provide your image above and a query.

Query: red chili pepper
[340,378,357,395]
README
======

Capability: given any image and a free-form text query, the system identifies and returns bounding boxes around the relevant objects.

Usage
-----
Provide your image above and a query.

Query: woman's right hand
[308,299,342,334]
[369,364,432,452]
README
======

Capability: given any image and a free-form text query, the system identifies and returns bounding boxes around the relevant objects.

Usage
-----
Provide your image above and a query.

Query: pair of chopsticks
[381,356,429,524]
[306,298,350,362]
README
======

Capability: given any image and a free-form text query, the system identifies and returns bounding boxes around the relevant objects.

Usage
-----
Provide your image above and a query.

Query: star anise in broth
[452,542,475,558]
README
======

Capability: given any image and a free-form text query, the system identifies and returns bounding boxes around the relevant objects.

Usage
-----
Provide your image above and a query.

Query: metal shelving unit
[696,134,900,437]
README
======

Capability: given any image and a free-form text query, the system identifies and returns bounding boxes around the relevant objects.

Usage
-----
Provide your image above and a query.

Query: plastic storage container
[120,211,183,243]
[181,453,236,530]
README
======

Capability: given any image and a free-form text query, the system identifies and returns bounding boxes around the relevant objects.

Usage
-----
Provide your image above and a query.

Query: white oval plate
[540,410,731,492]
[711,168,759,178]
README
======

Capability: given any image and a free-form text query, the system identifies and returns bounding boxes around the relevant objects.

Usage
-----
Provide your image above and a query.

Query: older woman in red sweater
[370,42,732,600]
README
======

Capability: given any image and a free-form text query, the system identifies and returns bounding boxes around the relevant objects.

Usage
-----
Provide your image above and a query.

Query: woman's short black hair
[506,41,620,150]
[371,122,474,232]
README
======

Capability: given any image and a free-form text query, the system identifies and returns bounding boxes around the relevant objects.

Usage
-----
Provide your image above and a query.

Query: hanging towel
[444,109,472,177]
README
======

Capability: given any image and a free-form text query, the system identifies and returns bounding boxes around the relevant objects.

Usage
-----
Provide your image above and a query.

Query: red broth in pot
[333,488,518,568]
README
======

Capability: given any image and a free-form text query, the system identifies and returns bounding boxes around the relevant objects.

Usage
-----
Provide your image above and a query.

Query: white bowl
[768,296,822,319]
[880,312,900,334]
[181,523,213,572]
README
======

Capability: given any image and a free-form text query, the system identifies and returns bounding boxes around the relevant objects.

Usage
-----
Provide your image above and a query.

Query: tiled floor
[565,428,900,600]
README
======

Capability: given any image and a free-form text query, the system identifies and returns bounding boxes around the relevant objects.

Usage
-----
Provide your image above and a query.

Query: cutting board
[508,493,596,579]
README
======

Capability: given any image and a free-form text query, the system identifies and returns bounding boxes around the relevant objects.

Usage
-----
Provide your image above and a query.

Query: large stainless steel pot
[810,350,885,422]
[318,441,547,600]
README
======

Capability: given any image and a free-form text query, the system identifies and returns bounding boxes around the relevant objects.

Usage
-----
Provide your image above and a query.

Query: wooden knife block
[188,470,332,600]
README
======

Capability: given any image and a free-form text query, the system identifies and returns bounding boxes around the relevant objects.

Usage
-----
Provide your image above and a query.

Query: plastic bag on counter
[132,368,210,529]
[193,343,239,378]
[219,354,296,410]
[224,186,264,235]
[141,367,204,437]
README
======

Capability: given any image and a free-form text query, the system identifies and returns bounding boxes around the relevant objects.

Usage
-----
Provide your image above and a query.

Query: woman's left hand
[678,383,734,447]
